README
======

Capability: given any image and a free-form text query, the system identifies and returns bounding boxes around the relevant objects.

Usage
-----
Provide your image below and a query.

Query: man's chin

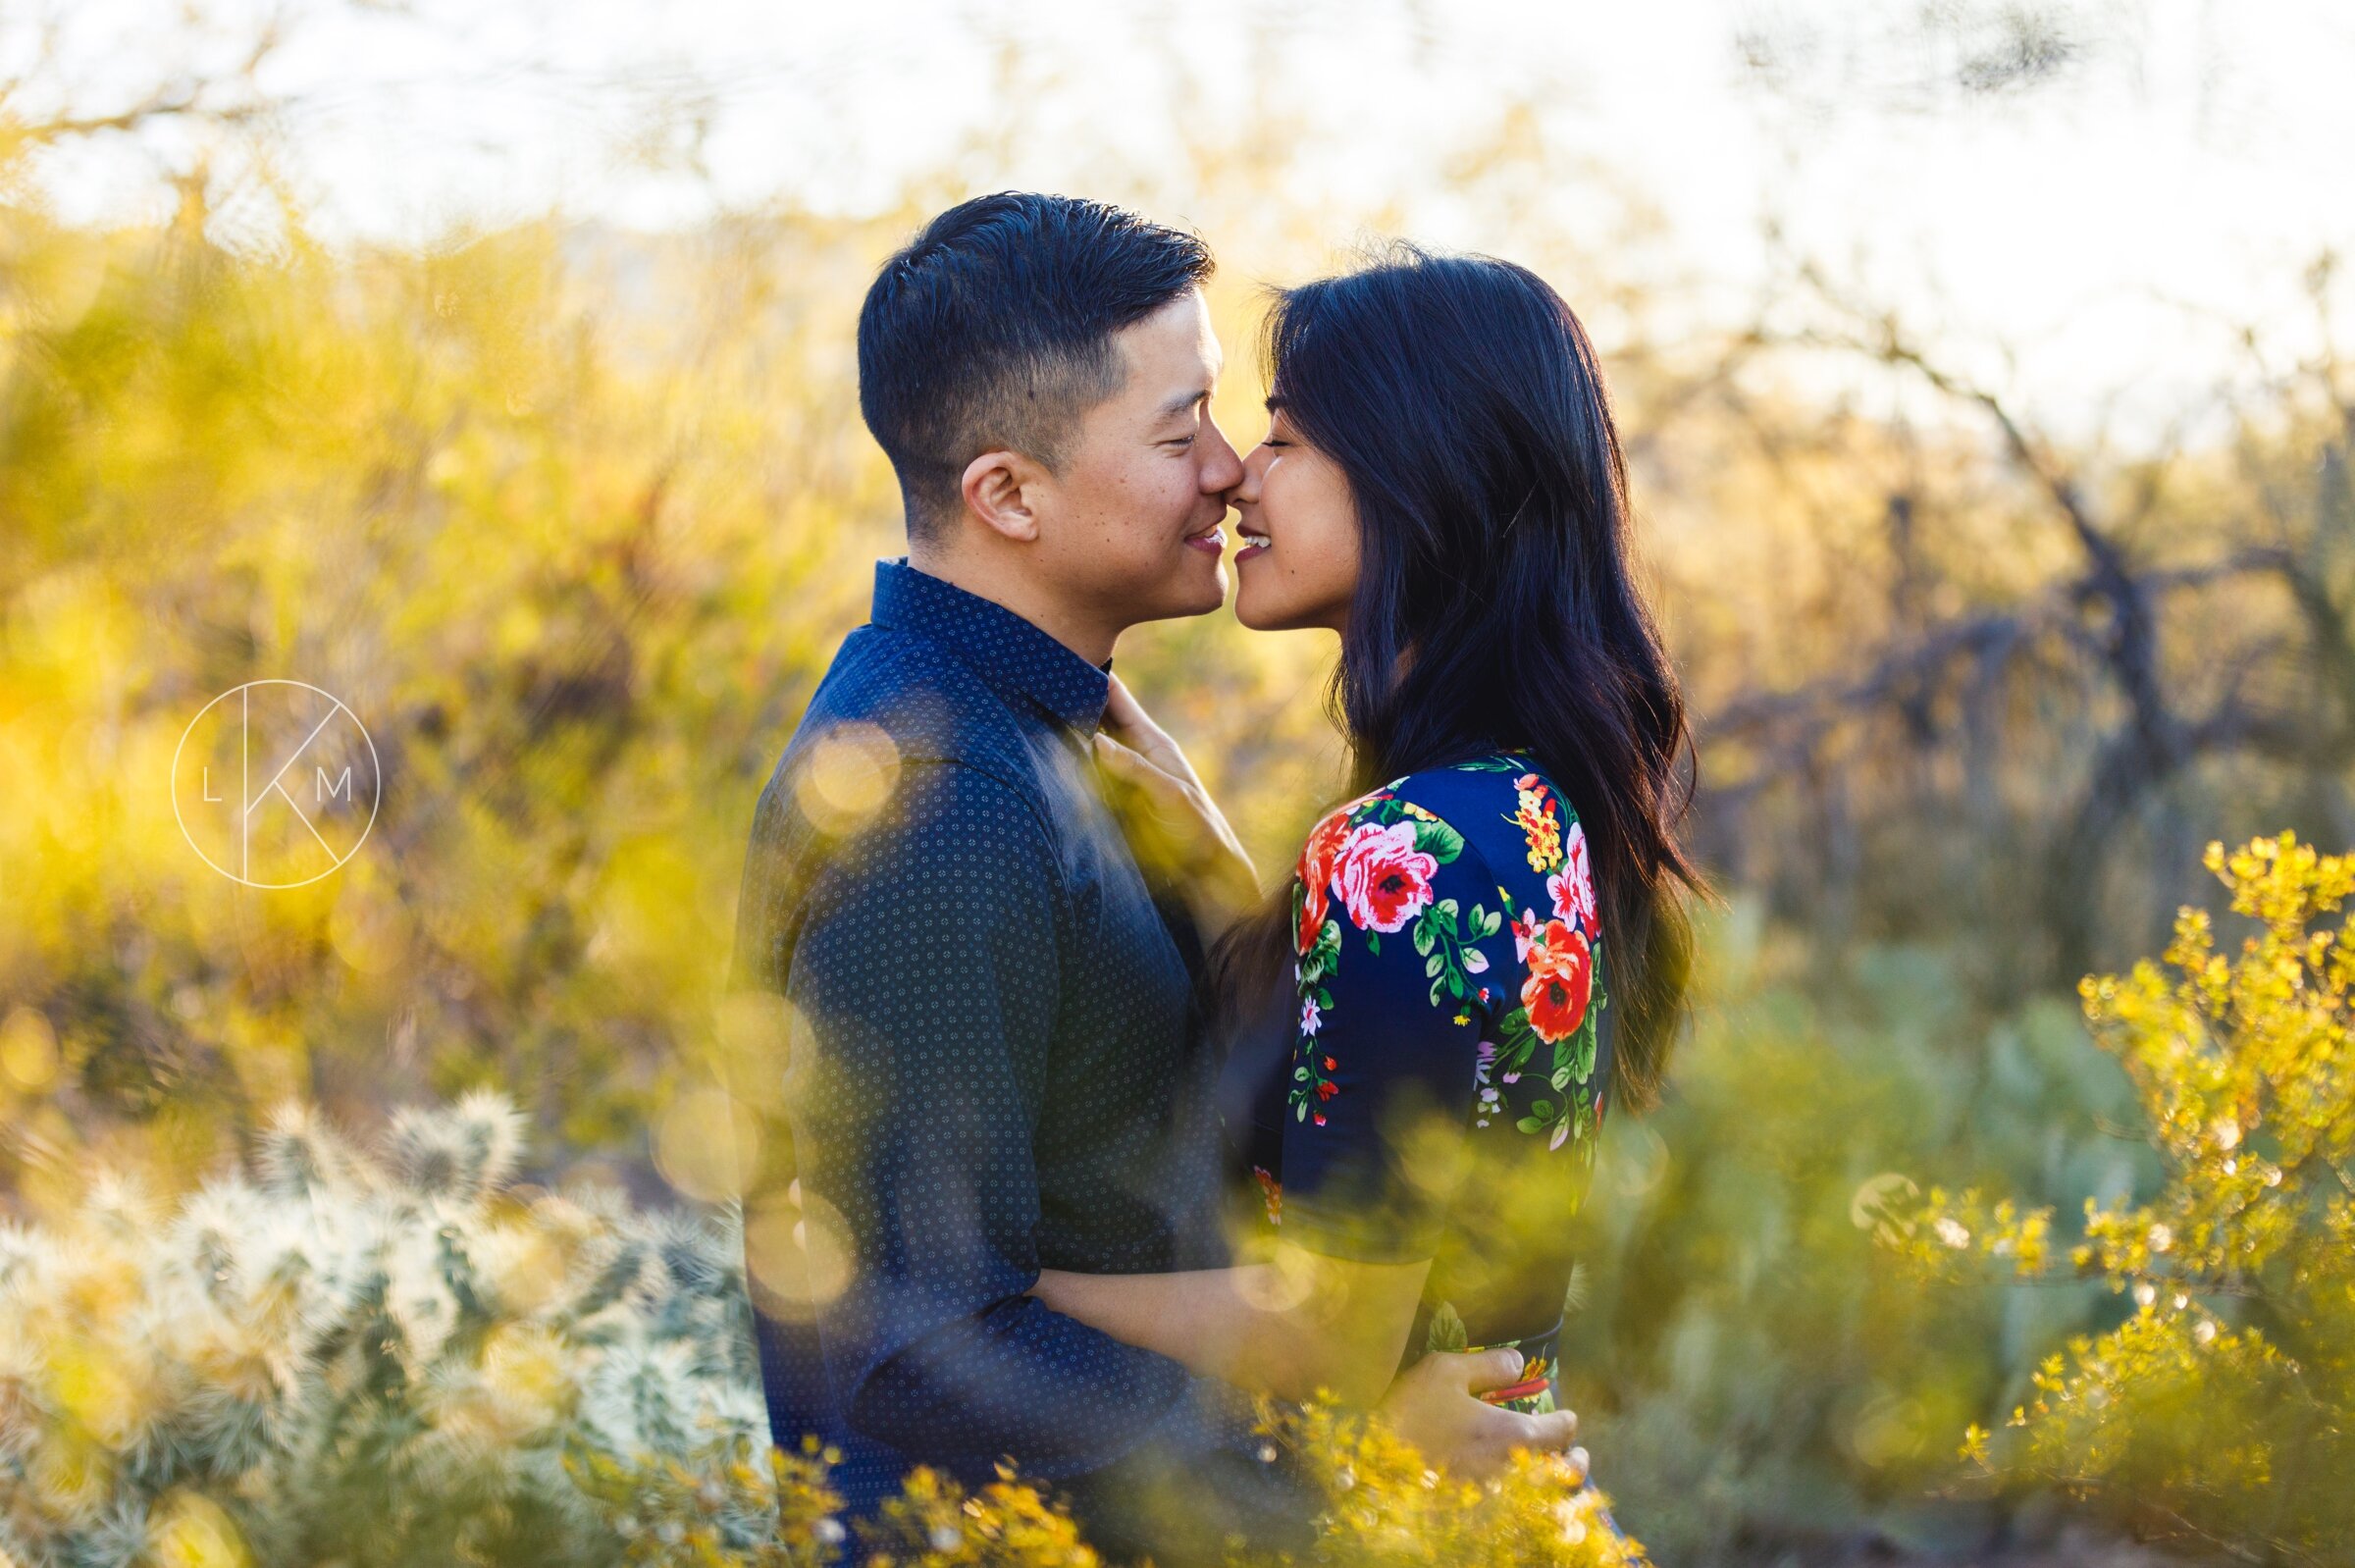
[1137,560,1228,623]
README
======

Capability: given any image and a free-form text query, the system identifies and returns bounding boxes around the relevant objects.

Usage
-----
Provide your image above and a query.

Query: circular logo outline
[172,678,382,888]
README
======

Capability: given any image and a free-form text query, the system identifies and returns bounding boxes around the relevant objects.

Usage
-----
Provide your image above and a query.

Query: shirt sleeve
[776,757,1272,1484]
[1277,803,1511,1264]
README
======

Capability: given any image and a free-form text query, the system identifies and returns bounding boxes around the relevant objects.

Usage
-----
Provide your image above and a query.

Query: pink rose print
[1333,820,1437,933]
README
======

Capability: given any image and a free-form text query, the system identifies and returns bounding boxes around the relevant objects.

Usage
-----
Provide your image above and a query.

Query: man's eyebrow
[1157,386,1212,420]
[1264,394,1287,411]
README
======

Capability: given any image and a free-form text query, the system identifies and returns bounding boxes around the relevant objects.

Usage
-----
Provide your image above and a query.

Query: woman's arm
[1031,1245,1430,1407]
[1031,1259,1584,1482]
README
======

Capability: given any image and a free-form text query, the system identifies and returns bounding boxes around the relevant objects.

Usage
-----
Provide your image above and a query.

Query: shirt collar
[869,556,1113,735]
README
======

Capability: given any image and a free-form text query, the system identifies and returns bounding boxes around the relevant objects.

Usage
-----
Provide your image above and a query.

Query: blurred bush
[1550,893,2150,1563]
[0,1090,1649,1568]
[1882,832,2355,1565]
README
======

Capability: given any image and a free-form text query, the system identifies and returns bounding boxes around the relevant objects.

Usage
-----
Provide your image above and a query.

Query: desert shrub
[1549,897,2150,1564]
[1881,831,2355,1565]
[0,1091,1648,1568]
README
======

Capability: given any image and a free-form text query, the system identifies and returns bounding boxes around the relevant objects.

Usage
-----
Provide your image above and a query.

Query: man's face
[1030,287,1242,631]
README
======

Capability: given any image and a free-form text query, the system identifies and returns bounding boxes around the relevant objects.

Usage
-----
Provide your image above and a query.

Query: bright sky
[11,0,2353,444]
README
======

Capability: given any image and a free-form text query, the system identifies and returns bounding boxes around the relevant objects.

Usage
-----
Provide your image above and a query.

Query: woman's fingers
[1445,1346,1527,1394]
[1515,1406,1580,1455]
[1101,673,1198,785]
[1094,732,1183,808]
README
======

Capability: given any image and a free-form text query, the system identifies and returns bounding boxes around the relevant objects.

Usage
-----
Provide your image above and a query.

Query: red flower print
[1547,820,1597,932]
[1521,921,1594,1043]
[1316,1079,1339,1100]
[1252,1166,1283,1227]
[1334,820,1437,933]
[1294,806,1355,953]
[1313,1113,1328,1126]
[1323,1055,1336,1071]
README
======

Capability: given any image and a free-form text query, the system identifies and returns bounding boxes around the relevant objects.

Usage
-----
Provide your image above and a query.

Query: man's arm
[776,756,1269,1483]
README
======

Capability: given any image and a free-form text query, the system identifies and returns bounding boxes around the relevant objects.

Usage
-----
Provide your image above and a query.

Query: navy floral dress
[1220,752,1613,1417]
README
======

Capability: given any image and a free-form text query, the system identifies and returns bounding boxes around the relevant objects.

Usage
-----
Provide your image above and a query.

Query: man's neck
[906,543,1121,668]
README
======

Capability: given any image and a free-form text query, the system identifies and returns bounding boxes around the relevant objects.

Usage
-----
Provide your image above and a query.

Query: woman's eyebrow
[1264,394,1287,412]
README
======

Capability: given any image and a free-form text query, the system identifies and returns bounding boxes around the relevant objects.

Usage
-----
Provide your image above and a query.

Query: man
[725,192,1570,1563]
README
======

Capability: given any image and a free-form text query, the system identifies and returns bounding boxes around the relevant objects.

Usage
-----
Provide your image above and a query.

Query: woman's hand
[1092,672,1262,938]
[1375,1347,1584,1482]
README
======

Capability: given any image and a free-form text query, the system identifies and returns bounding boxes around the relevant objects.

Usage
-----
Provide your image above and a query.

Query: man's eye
[1165,435,1197,447]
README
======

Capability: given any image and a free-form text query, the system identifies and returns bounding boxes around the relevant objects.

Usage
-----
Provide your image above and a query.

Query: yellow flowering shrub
[1875,831,2355,1563]
[0,1090,1647,1568]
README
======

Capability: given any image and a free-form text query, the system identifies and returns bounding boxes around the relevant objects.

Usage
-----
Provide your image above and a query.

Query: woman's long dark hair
[1207,240,1714,1116]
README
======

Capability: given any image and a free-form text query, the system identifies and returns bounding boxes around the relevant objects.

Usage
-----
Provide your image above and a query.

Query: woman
[1042,242,1709,1491]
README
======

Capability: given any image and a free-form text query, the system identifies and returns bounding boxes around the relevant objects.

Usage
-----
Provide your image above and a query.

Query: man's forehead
[1115,290,1220,397]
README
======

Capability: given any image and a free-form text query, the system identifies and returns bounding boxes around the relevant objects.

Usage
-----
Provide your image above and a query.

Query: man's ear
[961,449,1047,543]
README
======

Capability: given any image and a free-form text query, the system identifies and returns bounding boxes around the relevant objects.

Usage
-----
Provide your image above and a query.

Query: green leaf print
[1426,1300,1469,1354]
[1496,1007,1543,1075]
[1548,1014,1597,1092]
[1411,817,1465,862]
[1300,918,1342,988]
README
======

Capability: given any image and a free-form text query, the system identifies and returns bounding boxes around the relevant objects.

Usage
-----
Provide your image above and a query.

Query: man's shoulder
[756,625,1056,831]
[815,625,1026,751]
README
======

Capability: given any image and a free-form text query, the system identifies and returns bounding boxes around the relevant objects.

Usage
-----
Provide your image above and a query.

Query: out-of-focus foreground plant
[1880,831,2355,1565]
[0,1089,1647,1568]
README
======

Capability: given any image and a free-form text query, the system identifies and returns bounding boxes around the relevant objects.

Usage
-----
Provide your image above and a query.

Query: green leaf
[1366,932,1381,955]
[1425,953,1444,978]
[1413,819,1465,862]
[1426,1300,1469,1354]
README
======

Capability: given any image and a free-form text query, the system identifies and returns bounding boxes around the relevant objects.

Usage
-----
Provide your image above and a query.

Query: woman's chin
[1231,589,1282,632]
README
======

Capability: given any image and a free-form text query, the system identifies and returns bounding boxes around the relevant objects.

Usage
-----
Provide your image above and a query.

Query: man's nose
[1199,419,1245,494]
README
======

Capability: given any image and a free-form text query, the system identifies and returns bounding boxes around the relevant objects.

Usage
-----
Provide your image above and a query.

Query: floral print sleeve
[1272,758,1609,1264]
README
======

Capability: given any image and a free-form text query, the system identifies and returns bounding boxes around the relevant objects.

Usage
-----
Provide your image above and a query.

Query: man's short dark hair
[857,191,1215,541]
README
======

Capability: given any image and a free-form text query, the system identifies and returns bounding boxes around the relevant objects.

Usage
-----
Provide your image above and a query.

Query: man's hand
[1375,1348,1585,1483]
[1093,673,1261,937]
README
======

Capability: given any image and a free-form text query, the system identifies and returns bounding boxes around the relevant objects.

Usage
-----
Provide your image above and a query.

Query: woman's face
[1230,402,1360,634]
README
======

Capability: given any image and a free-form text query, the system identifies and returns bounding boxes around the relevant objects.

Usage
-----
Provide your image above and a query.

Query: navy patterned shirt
[1215,755,1615,1418]
[726,557,1305,1557]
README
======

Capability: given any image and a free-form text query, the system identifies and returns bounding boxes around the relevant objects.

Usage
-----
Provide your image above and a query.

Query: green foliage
[1550,901,2142,1564]
[1883,832,2355,1564]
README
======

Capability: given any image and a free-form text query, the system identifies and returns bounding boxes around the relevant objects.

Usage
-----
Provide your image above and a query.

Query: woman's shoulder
[1293,752,1596,927]
[1306,753,1581,859]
